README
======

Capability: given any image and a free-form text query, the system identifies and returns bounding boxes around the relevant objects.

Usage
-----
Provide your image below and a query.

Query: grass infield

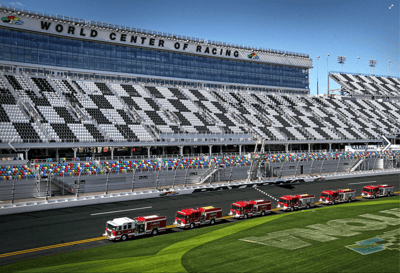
[2,197,399,272]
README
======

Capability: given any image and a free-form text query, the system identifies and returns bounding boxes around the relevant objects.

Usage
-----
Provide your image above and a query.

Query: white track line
[91,206,152,216]
[348,181,377,185]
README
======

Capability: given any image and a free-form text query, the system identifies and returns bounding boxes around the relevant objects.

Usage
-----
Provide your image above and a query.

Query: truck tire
[331,201,335,205]
[152,229,158,236]
[189,223,195,229]
[244,214,248,219]
[373,195,376,199]
[348,198,351,203]
[306,204,310,209]
[290,207,294,212]
[210,219,215,225]
[121,234,127,241]
[261,210,265,216]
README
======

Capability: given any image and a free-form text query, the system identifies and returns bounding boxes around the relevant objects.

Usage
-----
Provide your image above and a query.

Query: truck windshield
[321,193,330,198]
[106,223,117,231]
[363,188,372,192]
[231,205,241,211]
[176,213,186,219]
[279,198,288,204]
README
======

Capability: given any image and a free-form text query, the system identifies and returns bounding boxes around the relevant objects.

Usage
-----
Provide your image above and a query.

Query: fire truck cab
[320,189,356,205]
[174,206,222,229]
[277,194,315,211]
[362,185,394,198]
[229,199,271,219]
[104,215,167,241]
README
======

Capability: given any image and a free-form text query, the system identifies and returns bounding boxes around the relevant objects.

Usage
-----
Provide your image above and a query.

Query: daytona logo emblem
[239,208,400,250]
[345,229,400,255]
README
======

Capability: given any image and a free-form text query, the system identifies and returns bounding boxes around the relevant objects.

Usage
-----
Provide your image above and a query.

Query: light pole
[338,56,346,74]
[317,56,320,95]
[357,57,360,74]
[388,60,391,77]
[326,54,330,94]
[369,59,377,76]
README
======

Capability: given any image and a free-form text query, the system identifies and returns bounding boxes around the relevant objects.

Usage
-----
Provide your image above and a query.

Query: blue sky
[1,0,399,95]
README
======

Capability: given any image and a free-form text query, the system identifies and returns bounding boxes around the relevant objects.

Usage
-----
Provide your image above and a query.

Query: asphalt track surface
[0,173,399,265]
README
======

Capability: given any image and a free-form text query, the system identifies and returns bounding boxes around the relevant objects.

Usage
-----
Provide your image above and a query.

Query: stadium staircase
[349,158,365,172]
[196,162,219,184]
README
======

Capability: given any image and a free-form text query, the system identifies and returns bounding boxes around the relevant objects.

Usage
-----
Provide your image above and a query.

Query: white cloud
[7,2,25,8]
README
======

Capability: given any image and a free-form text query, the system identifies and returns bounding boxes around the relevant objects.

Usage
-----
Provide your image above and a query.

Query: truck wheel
[121,234,127,241]
[306,204,310,209]
[244,214,248,219]
[189,223,195,229]
[210,219,215,225]
[152,229,158,236]
[331,201,335,205]
[348,198,351,203]
[373,195,376,199]
[261,210,265,216]
[290,207,294,212]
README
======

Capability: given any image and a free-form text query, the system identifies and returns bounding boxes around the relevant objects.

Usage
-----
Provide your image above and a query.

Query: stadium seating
[330,73,400,97]
[0,72,398,144]
[0,149,398,180]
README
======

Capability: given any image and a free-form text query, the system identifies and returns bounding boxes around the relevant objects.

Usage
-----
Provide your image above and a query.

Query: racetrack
[0,173,398,265]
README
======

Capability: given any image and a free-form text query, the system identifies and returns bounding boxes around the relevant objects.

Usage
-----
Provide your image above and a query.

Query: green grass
[2,197,399,273]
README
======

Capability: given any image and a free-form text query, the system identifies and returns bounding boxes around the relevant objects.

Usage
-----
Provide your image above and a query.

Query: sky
[1,0,399,95]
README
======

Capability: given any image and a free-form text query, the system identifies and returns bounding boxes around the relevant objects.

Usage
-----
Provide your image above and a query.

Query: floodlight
[337,56,346,73]
[369,59,377,75]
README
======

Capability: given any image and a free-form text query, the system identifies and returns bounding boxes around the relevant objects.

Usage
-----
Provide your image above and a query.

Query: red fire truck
[362,184,394,198]
[174,206,222,229]
[104,215,167,241]
[229,199,271,219]
[277,194,315,211]
[320,189,356,205]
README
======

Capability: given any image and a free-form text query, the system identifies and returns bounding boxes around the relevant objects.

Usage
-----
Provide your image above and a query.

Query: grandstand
[0,72,398,150]
[329,71,400,98]
[0,5,399,202]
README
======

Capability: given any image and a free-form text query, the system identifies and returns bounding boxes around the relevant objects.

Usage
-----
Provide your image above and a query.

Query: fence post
[156,169,160,190]
[131,169,135,192]
[319,158,326,175]
[336,158,341,174]
[184,167,188,188]
[45,173,50,201]
[105,171,110,195]
[11,177,16,204]
[172,167,178,189]
[228,163,233,184]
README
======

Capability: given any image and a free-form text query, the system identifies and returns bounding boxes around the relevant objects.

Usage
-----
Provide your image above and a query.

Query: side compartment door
[135,223,146,236]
